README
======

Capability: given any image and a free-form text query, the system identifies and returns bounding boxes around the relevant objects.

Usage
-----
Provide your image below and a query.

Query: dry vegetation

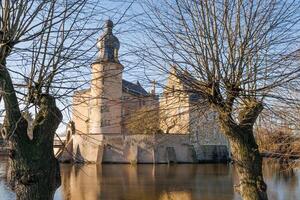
[125,107,162,135]
[256,126,300,162]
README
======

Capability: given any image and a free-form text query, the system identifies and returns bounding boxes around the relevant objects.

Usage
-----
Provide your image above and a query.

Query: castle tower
[89,20,123,135]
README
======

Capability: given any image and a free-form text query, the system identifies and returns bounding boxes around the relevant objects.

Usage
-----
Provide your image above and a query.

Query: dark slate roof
[122,79,149,96]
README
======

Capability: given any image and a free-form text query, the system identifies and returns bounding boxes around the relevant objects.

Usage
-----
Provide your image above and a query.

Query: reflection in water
[0,156,300,200]
[58,164,237,200]
[262,160,300,200]
[60,164,101,200]
[0,157,15,200]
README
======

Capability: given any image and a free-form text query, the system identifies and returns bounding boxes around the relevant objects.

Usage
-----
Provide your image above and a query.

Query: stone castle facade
[65,20,229,164]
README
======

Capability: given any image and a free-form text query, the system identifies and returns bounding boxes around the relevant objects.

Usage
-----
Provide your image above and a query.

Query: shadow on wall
[66,134,230,164]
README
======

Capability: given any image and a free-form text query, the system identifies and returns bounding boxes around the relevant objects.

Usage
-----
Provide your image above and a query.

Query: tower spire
[96,20,120,63]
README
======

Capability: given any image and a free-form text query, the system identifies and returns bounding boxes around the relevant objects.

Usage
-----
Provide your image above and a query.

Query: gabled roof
[122,79,149,96]
[74,80,149,97]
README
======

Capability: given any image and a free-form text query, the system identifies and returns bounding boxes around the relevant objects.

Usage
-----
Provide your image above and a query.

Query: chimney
[151,80,156,95]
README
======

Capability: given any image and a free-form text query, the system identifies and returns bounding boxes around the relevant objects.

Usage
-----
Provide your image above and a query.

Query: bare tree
[0,0,108,199]
[125,106,161,135]
[255,108,300,164]
[135,0,300,199]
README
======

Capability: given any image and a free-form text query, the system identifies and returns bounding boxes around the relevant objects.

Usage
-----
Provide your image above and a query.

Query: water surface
[0,157,299,200]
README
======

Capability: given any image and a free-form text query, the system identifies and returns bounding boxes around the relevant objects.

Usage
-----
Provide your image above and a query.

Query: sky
[0,0,164,134]
[2,0,300,135]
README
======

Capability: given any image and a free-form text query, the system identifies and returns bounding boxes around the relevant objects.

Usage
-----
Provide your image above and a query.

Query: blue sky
[0,0,164,133]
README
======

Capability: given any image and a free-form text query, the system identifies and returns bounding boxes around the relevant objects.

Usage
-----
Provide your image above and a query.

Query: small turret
[96,20,120,63]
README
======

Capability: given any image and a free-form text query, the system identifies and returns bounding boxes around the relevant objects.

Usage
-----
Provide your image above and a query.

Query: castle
[63,20,229,164]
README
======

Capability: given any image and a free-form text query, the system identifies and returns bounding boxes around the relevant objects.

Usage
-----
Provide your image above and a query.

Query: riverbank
[2,145,299,163]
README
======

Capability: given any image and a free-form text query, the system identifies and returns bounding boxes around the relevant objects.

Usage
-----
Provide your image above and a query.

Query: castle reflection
[59,164,237,200]
[1,157,300,200]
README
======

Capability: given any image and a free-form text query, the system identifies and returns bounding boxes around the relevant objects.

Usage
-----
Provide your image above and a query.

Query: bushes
[256,127,300,161]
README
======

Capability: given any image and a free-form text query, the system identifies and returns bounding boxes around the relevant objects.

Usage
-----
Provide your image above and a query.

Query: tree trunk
[223,123,268,200]
[4,95,62,200]
[8,138,61,200]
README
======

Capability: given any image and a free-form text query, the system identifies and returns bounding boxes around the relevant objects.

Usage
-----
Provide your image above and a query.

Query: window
[172,85,175,95]
[101,119,111,127]
[121,96,129,101]
[121,108,126,117]
[101,105,109,113]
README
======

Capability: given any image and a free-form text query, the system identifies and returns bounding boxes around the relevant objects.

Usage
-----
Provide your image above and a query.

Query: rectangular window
[101,119,111,127]
[101,105,109,113]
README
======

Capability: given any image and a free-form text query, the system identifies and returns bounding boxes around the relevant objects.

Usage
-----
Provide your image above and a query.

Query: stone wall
[73,134,104,163]
[70,133,230,164]
[72,89,90,134]
[102,134,196,163]
[189,108,227,145]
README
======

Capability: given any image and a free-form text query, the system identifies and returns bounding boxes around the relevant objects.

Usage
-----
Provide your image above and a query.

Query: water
[0,157,299,200]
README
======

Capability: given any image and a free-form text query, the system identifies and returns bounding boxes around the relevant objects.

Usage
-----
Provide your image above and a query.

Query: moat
[0,157,299,200]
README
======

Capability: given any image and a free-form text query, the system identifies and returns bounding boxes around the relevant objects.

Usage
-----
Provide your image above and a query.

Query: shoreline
[261,151,300,160]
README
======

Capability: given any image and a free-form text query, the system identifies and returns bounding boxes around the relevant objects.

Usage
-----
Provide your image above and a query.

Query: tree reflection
[262,159,299,200]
